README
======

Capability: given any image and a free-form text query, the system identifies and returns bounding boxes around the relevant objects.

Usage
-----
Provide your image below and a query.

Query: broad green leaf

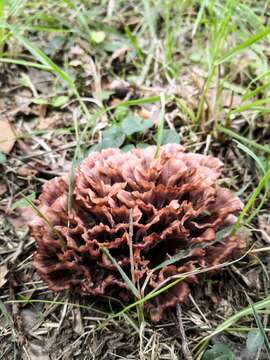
[136,143,150,149]
[161,129,180,144]
[51,95,69,107]
[246,330,264,353]
[121,144,135,152]
[32,98,49,105]
[33,96,69,107]
[86,143,102,154]
[101,125,126,149]
[114,106,129,122]
[202,343,234,360]
[11,192,36,210]
[122,115,152,136]
[44,35,66,56]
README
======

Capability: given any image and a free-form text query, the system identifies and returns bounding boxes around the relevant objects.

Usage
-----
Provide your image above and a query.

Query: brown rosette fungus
[31,144,245,321]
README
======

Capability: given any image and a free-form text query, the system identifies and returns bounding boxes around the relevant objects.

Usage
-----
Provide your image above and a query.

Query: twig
[176,303,192,360]
[128,209,136,287]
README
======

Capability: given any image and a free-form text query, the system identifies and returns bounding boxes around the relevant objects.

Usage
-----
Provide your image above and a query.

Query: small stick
[128,208,136,287]
[129,209,144,323]
[176,303,192,360]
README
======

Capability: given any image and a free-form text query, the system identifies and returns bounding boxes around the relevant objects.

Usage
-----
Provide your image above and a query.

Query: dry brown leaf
[17,164,38,177]
[109,98,122,107]
[108,46,130,67]
[258,214,270,244]
[0,264,9,288]
[137,108,151,119]
[20,308,39,333]
[69,45,85,57]
[0,120,16,154]
[24,342,50,360]
[69,59,82,67]
[73,308,84,335]
[37,113,63,130]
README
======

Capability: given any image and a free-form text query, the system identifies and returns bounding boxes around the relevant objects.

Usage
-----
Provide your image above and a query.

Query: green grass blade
[152,249,191,272]
[101,250,251,328]
[124,24,144,59]
[231,97,270,114]
[218,27,270,64]
[231,168,270,234]
[242,81,270,101]
[142,0,156,39]
[233,140,269,224]
[236,3,265,31]
[0,57,51,69]
[0,0,5,54]
[246,294,270,356]
[23,195,67,251]
[192,0,207,37]
[154,93,165,158]
[219,126,270,154]
[234,140,266,174]
[101,248,140,299]
[24,25,71,33]
[7,0,26,17]
[118,95,170,107]
[7,26,74,88]
[194,296,270,357]
[61,0,91,37]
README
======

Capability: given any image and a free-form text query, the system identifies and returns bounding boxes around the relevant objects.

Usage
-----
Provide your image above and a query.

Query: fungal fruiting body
[31,144,245,321]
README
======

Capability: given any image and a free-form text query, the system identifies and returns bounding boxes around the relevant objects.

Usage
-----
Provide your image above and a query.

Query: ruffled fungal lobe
[31,144,245,321]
